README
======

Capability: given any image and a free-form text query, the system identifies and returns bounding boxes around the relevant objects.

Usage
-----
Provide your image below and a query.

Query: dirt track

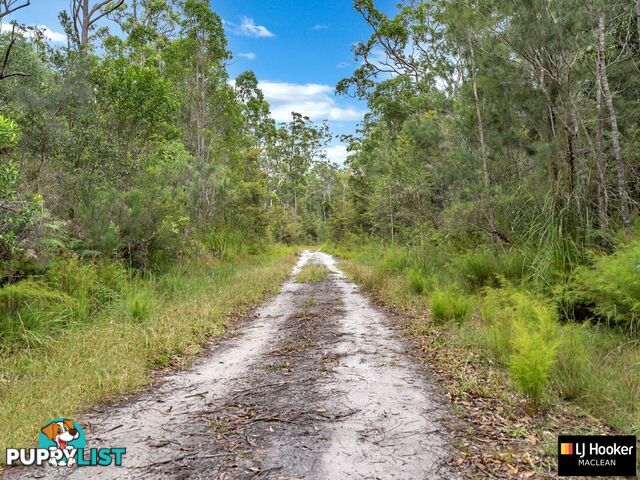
[5,251,456,479]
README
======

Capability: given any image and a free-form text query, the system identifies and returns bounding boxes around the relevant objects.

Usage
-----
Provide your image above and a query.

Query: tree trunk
[547,103,559,209]
[598,15,631,228]
[389,184,395,245]
[81,0,90,49]
[637,0,640,49]
[569,107,586,224]
[469,43,490,192]
[595,60,609,231]
[468,41,497,239]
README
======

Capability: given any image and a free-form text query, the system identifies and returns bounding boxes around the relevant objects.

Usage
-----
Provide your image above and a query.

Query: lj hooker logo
[558,435,636,477]
[5,418,126,468]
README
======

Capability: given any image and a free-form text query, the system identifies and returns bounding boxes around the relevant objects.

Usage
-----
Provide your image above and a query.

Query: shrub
[45,258,128,309]
[509,323,557,405]
[408,269,429,294]
[202,226,253,261]
[456,249,499,290]
[430,288,473,324]
[46,257,98,299]
[76,142,192,269]
[561,239,640,334]
[481,287,558,361]
[0,257,132,351]
[479,287,560,405]
[114,283,158,323]
[0,150,46,263]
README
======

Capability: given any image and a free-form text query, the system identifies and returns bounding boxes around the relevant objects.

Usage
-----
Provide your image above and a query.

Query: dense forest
[0,0,639,470]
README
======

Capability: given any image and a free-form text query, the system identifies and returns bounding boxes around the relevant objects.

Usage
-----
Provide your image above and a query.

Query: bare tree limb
[0,0,30,21]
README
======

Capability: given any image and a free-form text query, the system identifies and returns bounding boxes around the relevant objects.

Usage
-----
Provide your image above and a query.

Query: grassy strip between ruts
[0,246,297,461]
[330,247,625,479]
[295,263,331,283]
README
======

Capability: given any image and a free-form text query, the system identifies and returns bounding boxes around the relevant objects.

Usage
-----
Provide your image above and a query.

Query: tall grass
[523,195,584,288]
[0,259,130,352]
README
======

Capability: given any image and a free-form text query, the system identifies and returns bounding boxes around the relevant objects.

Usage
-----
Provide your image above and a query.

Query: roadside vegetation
[0,247,295,456]
[326,241,640,436]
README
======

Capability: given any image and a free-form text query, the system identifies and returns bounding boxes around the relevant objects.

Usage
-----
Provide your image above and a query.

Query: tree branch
[0,0,30,21]
[0,23,31,81]
[88,0,124,27]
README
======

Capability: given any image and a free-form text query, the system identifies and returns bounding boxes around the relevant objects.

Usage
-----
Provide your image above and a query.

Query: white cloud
[225,16,275,38]
[0,24,66,43]
[236,52,256,60]
[337,61,351,69]
[311,24,328,30]
[257,81,365,123]
[325,144,348,165]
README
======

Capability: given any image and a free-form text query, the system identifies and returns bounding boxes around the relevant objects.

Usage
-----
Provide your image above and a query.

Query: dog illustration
[40,419,79,466]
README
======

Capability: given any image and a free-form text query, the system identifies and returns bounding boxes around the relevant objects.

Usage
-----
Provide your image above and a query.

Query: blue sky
[5,0,397,163]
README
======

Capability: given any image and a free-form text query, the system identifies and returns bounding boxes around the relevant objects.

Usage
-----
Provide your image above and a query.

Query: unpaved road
[5,251,456,479]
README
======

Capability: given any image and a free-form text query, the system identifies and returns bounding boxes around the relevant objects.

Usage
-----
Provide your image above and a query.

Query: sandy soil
[4,251,456,479]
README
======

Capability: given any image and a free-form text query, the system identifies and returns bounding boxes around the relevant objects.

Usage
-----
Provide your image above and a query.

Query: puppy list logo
[5,418,126,468]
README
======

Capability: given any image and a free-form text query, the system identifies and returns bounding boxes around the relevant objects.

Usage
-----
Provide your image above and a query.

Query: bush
[0,257,131,351]
[202,226,253,261]
[479,287,559,404]
[0,161,46,263]
[45,257,128,307]
[456,250,499,290]
[561,239,640,334]
[76,142,192,269]
[430,288,473,324]
[481,287,558,360]
[408,269,429,294]
[509,321,558,405]
[46,257,99,299]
